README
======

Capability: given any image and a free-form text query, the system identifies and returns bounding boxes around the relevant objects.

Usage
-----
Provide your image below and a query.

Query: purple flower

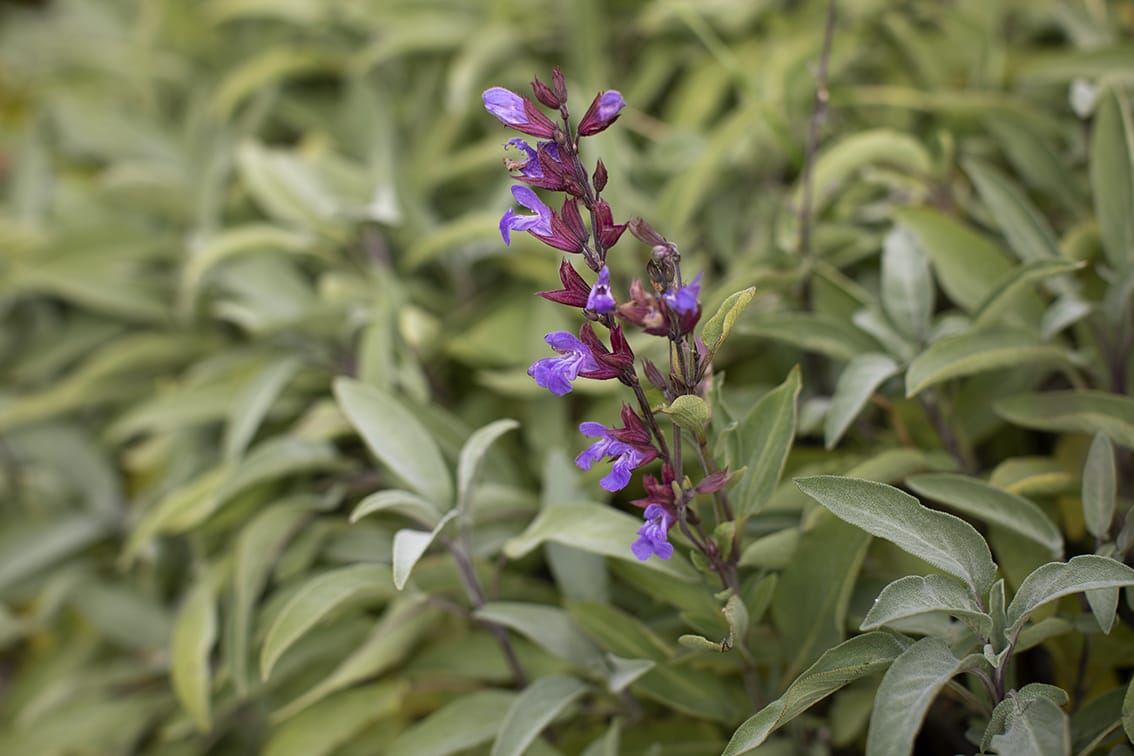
[528,332,600,395]
[575,421,648,492]
[587,266,616,313]
[578,91,627,136]
[483,87,557,138]
[504,138,541,179]
[631,504,675,561]
[663,273,702,315]
[500,185,553,245]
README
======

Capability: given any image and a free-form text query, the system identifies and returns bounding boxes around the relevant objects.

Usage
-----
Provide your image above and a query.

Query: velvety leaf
[171,576,217,732]
[880,226,933,342]
[1082,433,1116,540]
[861,574,991,636]
[796,476,997,594]
[660,395,711,439]
[866,637,982,756]
[502,502,698,582]
[386,690,518,756]
[906,473,1062,556]
[457,419,519,511]
[260,563,394,679]
[988,696,1070,756]
[333,378,452,506]
[392,510,458,590]
[905,328,1068,398]
[728,366,801,519]
[702,286,757,357]
[1085,586,1119,634]
[491,675,587,756]
[995,390,1134,449]
[722,632,910,755]
[1090,92,1134,270]
[824,353,899,448]
[1005,555,1134,635]
[1124,675,1134,743]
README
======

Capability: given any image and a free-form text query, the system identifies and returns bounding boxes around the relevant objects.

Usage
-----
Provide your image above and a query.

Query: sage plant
[484,68,740,590]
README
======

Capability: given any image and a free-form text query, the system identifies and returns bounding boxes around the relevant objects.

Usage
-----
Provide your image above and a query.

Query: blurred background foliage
[0,0,1132,754]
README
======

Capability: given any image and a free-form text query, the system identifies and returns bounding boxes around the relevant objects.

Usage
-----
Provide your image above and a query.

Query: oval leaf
[457,419,519,512]
[796,476,997,595]
[1005,554,1134,635]
[995,390,1134,449]
[728,366,801,519]
[702,288,756,355]
[861,574,991,636]
[824,353,899,449]
[392,510,458,590]
[1082,433,1116,540]
[905,329,1068,397]
[387,690,519,756]
[351,489,441,529]
[881,226,934,342]
[333,378,452,506]
[491,675,588,756]
[171,577,217,733]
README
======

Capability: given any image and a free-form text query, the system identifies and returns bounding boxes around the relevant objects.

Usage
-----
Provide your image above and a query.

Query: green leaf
[392,510,458,590]
[905,328,1069,398]
[660,395,711,440]
[1090,92,1134,270]
[866,637,982,756]
[223,356,302,460]
[744,312,882,361]
[896,208,1015,313]
[1123,675,1134,744]
[1082,433,1116,540]
[1085,585,1119,633]
[351,489,441,529]
[474,602,604,671]
[995,390,1134,449]
[861,574,991,636]
[333,378,452,506]
[981,684,1069,752]
[728,366,801,519]
[988,696,1070,756]
[973,259,1084,329]
[824,353,899,449]
[502,502,698,582]
[262,681,405,756]
[387,690,518,756]
[1005,554,1134,635]
[0,514,109,592]
[881,226,934,342]
[491,675,587,756]
[260,563,394,680]
[964,158,1061,263]
[796,476,997,595]
[235,140,339,228]
[906,473,1062,556]
[702,287,757,357]
[457,419,519,512]
[171,576,217,733]
[771,514,871,679]
[722,632,909,755]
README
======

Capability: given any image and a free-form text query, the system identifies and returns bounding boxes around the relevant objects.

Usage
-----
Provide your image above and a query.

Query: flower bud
[593,159,608,192]
[531,76,561,109]
[577,90,626,136]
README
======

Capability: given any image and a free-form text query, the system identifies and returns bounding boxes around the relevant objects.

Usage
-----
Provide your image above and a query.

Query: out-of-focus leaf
[796,476,997,595]
[1083,433,1116,540]
[964,157,1061,263]
[386,690,518,756]
[725,366,800,519]
[743,313,881,361]
[474,602,604,672]
[457,419,519,512]
[236,141,339,228]
[824,353,899,449]
[805,129,932,212]
[905,328,1069,397]
[260,563,395,680]
[973,259,1084,328]
[0,515,109,594]
[906,473,1062,556]
[1090,92,1134,270]
[722,633,909,755]
[996,390,1134,448]
[1005,555,1134,635]
[880,226,933,342]
[491,675,587,756]
[503,502,698,581]
[223,356,302,460]
[262,681,405,756]
[171,575,217,732]
[351,489,441,529]
[866,638,982,756]
[333,378,452,506]
[392,510,458,590]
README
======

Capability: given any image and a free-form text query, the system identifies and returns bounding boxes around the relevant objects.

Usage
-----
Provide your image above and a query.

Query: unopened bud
[593,159,608,192]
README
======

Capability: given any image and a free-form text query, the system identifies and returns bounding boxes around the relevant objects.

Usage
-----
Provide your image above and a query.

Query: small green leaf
[1082,433,1116,540]
[824,353,899,449]
[1005,554,1134,635]
[457,419,519,513]
[866,638,983,756]
[491,676,587,756]
[987,695,1070,756]
[387,690,518,756]
[722,632,909,755]
[660,395,711,439]
[333,378,452,506]
[171,576,217,733]
[701,286,756,355]
[351,489,441,529]
[260,563,394,680]
[392,510,458,590]
[1090,92,1134,270]
[880,226,934,342]
[906,473,1062,556]
[861,574,991,636]
[796,476,997,595]
[905,328,1069,398]
[996,390,1134,449]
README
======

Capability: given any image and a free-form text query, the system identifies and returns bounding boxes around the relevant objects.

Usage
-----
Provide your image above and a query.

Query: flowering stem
[628,376,670,461]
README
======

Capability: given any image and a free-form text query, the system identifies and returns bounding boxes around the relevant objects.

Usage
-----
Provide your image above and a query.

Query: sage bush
[1,1,1132,755]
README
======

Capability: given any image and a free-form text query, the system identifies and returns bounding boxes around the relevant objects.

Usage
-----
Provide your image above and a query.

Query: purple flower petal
[664,273,702,315]
[483,87,528,128]
[586,266,616,313]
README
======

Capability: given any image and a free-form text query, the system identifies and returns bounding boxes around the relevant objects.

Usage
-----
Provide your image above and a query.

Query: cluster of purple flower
[483,69,712,562]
